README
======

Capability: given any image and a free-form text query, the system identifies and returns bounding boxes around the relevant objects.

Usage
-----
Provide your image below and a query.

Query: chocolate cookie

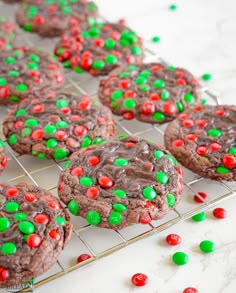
[0,140,8,175]
[164,105,236,181]
[3,93,116,160]
[98,63,202,123]
[0,47,64,105]
[55,22,144,76]
[0,183,72,288]
[0,18,16,51]
[16,0,98,37]
[58,136,184,230]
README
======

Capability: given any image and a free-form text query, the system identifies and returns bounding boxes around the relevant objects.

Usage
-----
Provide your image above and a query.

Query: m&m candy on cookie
[55,22,144,76]
[0,47,64,104]
[0,183,72,288]
[0,18,16,51]
[98,63,202,123]
[164,105,236,181]
[16,0,98,37]
[3,93,116,160]
[58,136,184,229]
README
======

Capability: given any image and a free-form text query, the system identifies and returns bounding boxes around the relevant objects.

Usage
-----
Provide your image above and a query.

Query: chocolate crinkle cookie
[3,92,116,160]
[16,0,98,37]
[0,183,72,288]
[164,104,236,181]
[58,136,184,230]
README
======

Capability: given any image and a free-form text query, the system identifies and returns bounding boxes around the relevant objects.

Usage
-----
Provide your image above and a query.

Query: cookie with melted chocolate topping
[58,136,183,229]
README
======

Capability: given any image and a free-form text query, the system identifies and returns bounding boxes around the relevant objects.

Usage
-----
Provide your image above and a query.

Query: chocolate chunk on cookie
[0,18,16,51]
[3,93,116,160]
[164,105,236,181]
[16,0,98,37]
[58,136,183,229]
[0,140,8,175]
[0,47,64,104]
[0,183,72,288]
[55,22,144,76]
[99,63,202,123]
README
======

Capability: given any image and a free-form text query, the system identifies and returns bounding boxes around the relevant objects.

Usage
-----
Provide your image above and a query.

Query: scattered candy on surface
[131,273,148,287]
[201,73,212,81]
[152,36,160,43]
[172,252,189,265]
[213,207,227,219]
[166,234,182,246]
[200,240,215,253]
[77,254,92,263]
[192,212,206,222]
[194,192,208,203]
[169,4,177,11]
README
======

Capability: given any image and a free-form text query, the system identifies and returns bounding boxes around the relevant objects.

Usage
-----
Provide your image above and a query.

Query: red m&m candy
[131,273,148,287]
[222,154,236,169]
[213,207,227,219]
[77,254,92,263]
[0,267,9,282]
[194,192,208,203]
[166,233,182,245]
[27,234,42,249]
[98,176,114,188]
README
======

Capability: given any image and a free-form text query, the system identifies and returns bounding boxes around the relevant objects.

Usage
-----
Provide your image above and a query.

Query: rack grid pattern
[0,3,235,292]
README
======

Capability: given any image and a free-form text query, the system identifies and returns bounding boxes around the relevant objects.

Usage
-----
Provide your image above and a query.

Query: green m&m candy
[79,176,93,187]
[13,212,27,221]
[142,187,157,201]
[53,148,68,160]
[166,193,176,207]
[112,203,127,213]
[0,217,10,232]
[56,216,66,226]
[156,172,169,184]
[192,212,206,222]
[108,211,122,225]
[200,240,215,253]
[1,242,17,255]
[172,252,189,265]
[154,150,165,159]
[68,200,79,215]
[114,190,126,198]
[18,221,35,234]
[114,158,128,166]
[5,202,19,213]
[86,210,101,226]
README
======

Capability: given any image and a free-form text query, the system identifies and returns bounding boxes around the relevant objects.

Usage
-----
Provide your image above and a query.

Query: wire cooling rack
[0,2,235,292]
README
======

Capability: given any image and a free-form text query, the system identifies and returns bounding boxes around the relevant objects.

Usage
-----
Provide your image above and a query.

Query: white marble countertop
[35,1,236,293]
[1,0,236,292]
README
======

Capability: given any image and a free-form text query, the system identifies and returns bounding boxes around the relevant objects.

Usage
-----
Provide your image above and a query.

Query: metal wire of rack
[0,2,235,292]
